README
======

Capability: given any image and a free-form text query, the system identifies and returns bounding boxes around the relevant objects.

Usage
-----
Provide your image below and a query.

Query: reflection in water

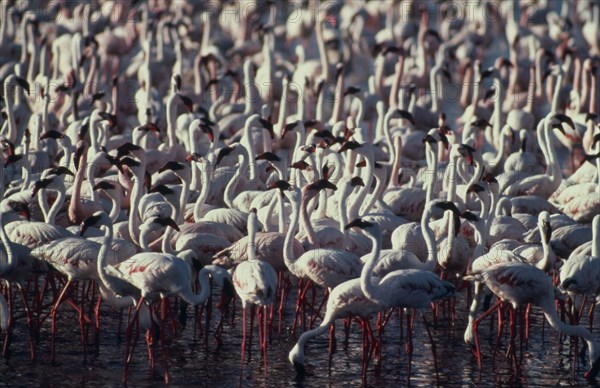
[0,287,597,387]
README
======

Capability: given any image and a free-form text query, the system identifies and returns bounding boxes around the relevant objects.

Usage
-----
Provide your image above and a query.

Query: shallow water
[1,282,599,387]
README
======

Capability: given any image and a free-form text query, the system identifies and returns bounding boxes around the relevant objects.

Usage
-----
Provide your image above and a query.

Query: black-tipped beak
[159,161,185,173]
[15,77,30,95]
[293,361,306,380]
[435,201,460,215]
[585,355,600,381]
[54,166,75,177]
[344,218,363,230]
[267,180,292,191]
[397,110,415,125]
[80,213,102,236]
[311,179,337,192]
[338,140,361,154]
[94,181,116,191]
[98,111,117,127]
[460,211,479,222]
[542,221,552,244]
[289,161,312,171]
[350,176,365,187]
[553,113,575,131]
[422,134,436,144]
[200,124,214,142]
[216,146,234,165]
[343,86,361,96]
[155,217,180,232]
[467,184,484,194]
[282,121,300,138]
[255,152,281,162]
[40,130,63,140]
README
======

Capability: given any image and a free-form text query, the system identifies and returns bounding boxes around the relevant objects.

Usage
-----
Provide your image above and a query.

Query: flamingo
[231,208,278,366]
[465,262,600,380]
[559,215,600,323]
[79,211,227,383]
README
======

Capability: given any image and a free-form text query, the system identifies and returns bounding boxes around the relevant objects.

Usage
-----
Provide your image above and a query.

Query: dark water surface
[1,282,599,387]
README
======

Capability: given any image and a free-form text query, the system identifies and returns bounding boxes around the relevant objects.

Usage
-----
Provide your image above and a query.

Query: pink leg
[51,280,73,364]
[240,307,247,367]
[473,299,503,370]
[160,299,170,384]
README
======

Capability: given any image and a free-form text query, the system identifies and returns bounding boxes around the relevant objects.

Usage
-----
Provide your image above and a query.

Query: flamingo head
[350,176,364,187]
[338,140,362,154]
[289,160,312,171]
[7,201,30,221]
[152,216,180,232]
[267,180,293,192]
[116,143,143,158]
[538,211,552,244]
[80,212,105,236]
[281,121,300,139]
[289,344,305,378]
[148,184,175,196]
[304,179,337,193]
[40,130,64,141]
[585,341,600,381]
[93,181,116,192]
[31,177,53,197]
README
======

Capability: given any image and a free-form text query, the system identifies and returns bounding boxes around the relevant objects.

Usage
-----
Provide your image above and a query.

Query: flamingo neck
[194,165,210,222]
[0,192,15,275]
[338,182,352,248]
[348,151,374,220]
[176,175,190,225]
[180,266,213,306]
[277,191,286,234]
[300,191,319,249]
[277,80,290,140]
[161,226,176,255]
[543,118,562,188]
[242,116,259,181]
[592,216,599,258]
[541,299,597,363]
[472,219,486,260]
[447,154,459,202]
[388,136,403,189]
[86,155,101,203]
[69,149,87,224]
[490,128,508,168]
[48,186,65,225]
[316,21,330,82]
[430,65,441,113]
[166,94,178,149]
[97,222,117,295]
[422,207,438,271]
[390,56,406,109]
[224,153,247,209]
[3,80,17,144]
[283,193,301,276]
[361,228,383,304]
[425,143,439,203]
[128,175,144,245]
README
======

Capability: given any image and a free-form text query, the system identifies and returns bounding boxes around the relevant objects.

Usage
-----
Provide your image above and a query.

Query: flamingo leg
[2,285,13,359]
[421,312,440,386]
[79,283,87,364]
[240,306,247,367]
[248,305,255,362]
[19,285,36,360]
[123,296,146,383]
[473,299,503,370]
[51,279,73,364]
[160,299,170,384]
